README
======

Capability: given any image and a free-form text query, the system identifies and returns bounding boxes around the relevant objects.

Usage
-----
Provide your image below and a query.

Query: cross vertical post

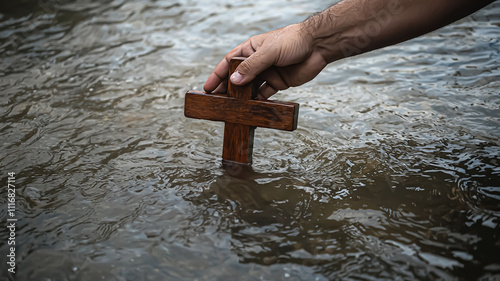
[222,57,258,165]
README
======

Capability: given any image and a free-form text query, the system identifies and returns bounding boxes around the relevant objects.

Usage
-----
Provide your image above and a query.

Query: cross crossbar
[184,91,299,131]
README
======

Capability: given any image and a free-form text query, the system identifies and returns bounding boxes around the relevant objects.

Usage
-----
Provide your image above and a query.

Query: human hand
[203,23,328,100]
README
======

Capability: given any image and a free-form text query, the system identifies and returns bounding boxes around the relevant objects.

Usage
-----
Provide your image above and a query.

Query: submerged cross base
[184,57,299,166]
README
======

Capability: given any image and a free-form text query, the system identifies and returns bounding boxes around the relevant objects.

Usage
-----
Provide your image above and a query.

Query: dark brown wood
[222,121,254,164]
[185,90,299,131]
[222,58,256,164]
[184,57,299,165]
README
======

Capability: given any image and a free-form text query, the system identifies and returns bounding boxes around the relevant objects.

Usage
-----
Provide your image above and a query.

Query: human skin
[203,0,495,100]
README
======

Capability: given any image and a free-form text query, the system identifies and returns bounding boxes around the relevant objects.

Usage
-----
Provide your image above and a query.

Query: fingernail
[230,71,243,84]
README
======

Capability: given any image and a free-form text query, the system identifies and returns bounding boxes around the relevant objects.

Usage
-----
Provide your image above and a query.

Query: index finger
[203,40,256,92]
[203,57,230,93]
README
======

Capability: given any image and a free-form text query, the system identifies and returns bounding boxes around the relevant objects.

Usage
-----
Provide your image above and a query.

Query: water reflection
[1,0,499,280]
[185,135,499,279]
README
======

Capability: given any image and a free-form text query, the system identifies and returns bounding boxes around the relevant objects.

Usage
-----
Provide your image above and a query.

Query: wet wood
[184,91,299,131]
[184,57,299,165]
[223,57,255,164]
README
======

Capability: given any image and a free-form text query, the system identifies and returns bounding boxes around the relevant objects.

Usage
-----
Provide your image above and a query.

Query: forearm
[303,0,495,63]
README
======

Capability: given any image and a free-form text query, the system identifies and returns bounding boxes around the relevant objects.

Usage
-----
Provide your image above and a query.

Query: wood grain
[184,90,299,131]
[184,57,300,165]
[222,58,255,164]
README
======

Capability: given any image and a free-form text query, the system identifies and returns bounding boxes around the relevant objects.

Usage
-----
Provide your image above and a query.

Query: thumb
[230,51,275,85]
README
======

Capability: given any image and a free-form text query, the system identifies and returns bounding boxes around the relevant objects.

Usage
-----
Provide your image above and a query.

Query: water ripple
[1,0,499,280]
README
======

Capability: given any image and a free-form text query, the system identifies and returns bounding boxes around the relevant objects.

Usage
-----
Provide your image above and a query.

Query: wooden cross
[184,57,299,165]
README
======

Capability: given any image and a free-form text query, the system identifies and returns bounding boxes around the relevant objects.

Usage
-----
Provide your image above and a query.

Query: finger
[230,48,276,86]
[256,52,327,98]
[204,72,225,92]
[258,67,290,90]
[213,80,228,94]
[257,82,278,100]
[204,58,229,92]
[204,41,256,92]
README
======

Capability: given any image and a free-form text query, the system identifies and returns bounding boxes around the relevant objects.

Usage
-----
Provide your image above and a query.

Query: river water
[0,0,499,280]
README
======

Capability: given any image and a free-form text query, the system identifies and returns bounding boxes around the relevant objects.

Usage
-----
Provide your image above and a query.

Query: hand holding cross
[184,57,299,165]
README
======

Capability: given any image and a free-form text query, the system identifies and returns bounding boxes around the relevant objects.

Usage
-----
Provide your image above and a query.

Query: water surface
[1,0,499,280]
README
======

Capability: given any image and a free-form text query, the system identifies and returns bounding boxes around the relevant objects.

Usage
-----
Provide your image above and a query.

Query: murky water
[1,0,499,280]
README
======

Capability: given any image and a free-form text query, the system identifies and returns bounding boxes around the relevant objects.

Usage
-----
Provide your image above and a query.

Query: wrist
[299,6,353,64]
